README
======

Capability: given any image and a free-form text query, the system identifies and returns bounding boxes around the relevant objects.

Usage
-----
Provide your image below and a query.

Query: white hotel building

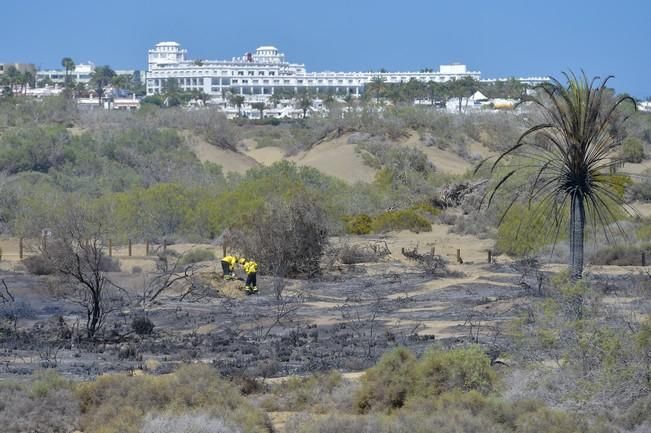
[145,41,549,101]
[146,42,485,101]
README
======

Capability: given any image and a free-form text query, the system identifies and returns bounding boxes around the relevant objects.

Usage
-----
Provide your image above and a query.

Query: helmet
[239,258,246,265]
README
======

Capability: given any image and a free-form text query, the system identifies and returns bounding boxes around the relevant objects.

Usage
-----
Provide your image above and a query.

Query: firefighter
[221,254,238,280]
[243,259,258,295]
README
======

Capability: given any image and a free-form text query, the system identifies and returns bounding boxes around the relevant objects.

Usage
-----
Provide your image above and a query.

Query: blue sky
[2,0,649,97]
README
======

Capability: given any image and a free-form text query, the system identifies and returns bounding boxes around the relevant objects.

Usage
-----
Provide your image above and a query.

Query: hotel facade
[145,41,548,101]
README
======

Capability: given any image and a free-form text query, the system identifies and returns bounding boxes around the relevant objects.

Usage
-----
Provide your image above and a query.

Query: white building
[37,63,144,84]
[146,41,487,101]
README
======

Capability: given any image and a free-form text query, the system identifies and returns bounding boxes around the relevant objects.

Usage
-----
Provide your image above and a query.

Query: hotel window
[273,79,279,84]
[297,80,303,84]
[248,71,254,76]
[338,80,343,84]
[269,71,275,76]
[263,80,269,84]
[237,71,244,76]
[232,79,238,83]
[258,71,265,75]
[252,80,259,84]
[283,80,290,84]
[242,79,248,84]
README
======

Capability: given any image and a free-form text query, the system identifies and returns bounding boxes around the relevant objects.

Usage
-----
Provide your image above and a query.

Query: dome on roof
[156,41,181,46]
[256,46,278,53]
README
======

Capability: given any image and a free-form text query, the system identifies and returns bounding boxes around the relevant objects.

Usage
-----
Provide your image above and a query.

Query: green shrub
[355,347,417,413]
[344,214,373,235]
[371,209,432,233]
[179,248,216,265]
[621,137,645,163]
[413,346,497,397]
[496,203,566,256]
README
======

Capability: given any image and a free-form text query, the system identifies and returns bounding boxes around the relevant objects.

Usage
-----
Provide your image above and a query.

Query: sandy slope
[245,146,287,166]
[288,135,377,183]
[398,131,489,175]
[185,133,259,174]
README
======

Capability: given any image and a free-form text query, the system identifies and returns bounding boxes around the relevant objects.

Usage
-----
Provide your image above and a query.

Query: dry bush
[401,246,449,276]
[0,371,80,433]
[22,254,57,275]
[76,364,268,433]
[589,244,650,266]
[236,193,329,278]
[261,372,355,414]
[334,241,391,265]
[141,413,242,433]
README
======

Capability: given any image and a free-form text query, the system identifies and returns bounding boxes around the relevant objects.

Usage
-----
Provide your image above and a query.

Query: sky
[2,0,649,98]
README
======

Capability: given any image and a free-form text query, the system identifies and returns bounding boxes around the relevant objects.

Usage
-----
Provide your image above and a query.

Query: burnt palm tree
[481,72,636,279]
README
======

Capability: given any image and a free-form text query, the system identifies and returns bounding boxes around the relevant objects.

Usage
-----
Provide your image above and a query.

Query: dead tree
[41,203,124,339]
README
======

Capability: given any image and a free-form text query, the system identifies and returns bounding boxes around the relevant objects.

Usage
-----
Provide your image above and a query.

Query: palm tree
[447,76,477,113]
[482,72,636,279]
[367,76,386,104]
[228,94,245,116]
[251,102,266,119]
[61,57,75,86]
[89,65,116,105]
[296,94,312,118]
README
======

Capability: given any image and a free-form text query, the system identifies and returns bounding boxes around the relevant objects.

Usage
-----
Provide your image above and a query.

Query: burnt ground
[0,256,648,381]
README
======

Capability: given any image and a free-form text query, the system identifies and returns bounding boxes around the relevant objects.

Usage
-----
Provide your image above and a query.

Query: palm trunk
[569,193,585,280]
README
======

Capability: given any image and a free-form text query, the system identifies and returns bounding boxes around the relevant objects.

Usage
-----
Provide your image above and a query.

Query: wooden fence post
[488,250,492,264]
[0,247,3,261]
[128,239,132,257]
[642,251,646,267]
[19,238,23,260]
[145,240,149,256]
[456,248,462,264]
[163,239,167,253]
[431,246,435,256]
[108,239,112,257]
[42,234,47,252]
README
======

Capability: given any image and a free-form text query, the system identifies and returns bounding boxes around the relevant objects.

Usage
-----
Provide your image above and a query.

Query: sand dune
[288,135,377,183]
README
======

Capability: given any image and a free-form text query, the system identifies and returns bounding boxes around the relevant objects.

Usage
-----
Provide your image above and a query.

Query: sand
[245,146,287,166]
[288,134,377,183]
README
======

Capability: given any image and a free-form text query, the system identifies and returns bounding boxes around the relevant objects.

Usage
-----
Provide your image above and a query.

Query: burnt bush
[23,254,56,275]
[132,316,155,335]
[589,244,650,266]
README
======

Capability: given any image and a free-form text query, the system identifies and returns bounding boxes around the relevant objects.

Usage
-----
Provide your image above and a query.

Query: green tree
[484,72,636,279]
[89,65,116,105]
[621,136,645,163]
